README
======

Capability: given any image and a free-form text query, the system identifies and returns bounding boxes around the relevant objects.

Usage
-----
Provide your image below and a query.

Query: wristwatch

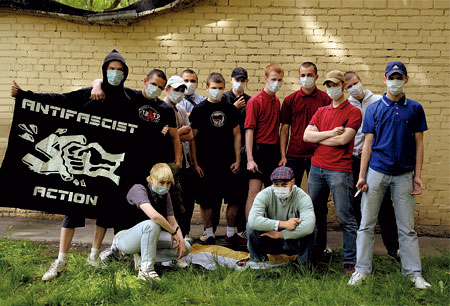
[171,226,179,236]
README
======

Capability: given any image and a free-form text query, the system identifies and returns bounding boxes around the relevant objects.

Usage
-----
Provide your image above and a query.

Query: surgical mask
[268,80,282,93]
[106,70,124,86]
[273,186,291,200]
[209,88,223,101]
[169,91,184,104]
[152,184,170,196]
[347,82,363,98]
[386,79,404,96]
[185,82,197,95]
[327,86,343,100]
[233,81,244,92]
[300,77,315,89]
[145,84,162,99]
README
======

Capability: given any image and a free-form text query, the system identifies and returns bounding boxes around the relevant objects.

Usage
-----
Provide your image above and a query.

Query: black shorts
[196,163,234,209]
[248,143,280,187]
[61,215,110,229]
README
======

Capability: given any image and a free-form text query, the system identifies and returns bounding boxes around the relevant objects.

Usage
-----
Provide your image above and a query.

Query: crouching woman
[113,163,191,281]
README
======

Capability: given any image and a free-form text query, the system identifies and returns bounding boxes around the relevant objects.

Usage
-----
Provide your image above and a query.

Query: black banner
[0,96,140,219]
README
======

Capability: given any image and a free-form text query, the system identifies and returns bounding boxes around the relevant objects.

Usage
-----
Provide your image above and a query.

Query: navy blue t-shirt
[362,93,427,175]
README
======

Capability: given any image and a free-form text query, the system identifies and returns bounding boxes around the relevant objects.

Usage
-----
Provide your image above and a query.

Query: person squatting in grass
[246,166,315,268]
[106,163,190,281]
[348,61,431,290]
[10,49,134,281]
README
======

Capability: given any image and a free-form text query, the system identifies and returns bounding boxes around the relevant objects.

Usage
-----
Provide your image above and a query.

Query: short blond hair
[264,63,284,77]
[146,163,174,185]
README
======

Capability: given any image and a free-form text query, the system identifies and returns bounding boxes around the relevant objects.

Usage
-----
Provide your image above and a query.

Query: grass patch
[0,237,448,305]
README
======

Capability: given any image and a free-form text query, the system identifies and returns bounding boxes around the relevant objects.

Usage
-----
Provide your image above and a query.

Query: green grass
[0,238,448,305]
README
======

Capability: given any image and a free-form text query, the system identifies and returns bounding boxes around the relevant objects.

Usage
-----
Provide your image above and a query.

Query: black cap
[231,67,248,79]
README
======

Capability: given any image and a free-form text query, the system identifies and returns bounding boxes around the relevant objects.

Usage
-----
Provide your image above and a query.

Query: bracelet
[171,226,179,236]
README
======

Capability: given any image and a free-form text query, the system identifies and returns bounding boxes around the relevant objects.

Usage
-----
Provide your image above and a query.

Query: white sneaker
[410,275,431,289]
[87,256,100,267]
[138,269,160,281]
[199,231,208,242]
[42,259,67,281]
[133,253,142,271]
[348,271,368,286]
[237,231,247,239]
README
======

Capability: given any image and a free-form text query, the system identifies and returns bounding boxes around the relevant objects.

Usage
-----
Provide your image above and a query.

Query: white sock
[205,227,215,238]
[58,252,67,262]
[90,248,100,259]
[226,226,236,238]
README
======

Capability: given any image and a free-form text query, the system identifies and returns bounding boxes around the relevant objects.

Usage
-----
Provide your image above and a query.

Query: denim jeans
[247,225,313,268]
[352,156,399,254]
[287,157,311,186]
[115,220,191,271]
[308,165,357,264]
[356,168,422,276]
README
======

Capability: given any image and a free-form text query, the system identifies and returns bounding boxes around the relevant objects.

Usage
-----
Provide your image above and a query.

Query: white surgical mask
[300,77,315,89]
[327,86,343,100]
[273,186,291,200]
[106,70,124,86]
[268,80,282,93]
[145,84,162,99]
[152,184,169,196]
[233,81,244,92]
[169,91,184,104]
[386,79,404,96]
[347,82,363,98]
[185,82,197,95]
[209,88,223,101]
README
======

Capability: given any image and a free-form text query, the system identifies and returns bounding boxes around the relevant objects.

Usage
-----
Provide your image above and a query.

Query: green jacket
[248,185,315,240]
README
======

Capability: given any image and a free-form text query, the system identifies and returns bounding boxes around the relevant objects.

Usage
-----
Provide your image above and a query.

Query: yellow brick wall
[0,0,448,235]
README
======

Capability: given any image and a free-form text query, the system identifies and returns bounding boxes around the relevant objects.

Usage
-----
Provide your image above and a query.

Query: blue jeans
[115,220,191,271]
[287,157,311,186]
[308,165,357,264]
[247,225,313,268]
[356,168,422,276]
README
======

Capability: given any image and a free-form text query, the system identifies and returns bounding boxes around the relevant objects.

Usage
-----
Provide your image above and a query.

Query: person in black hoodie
[10,50,137,281]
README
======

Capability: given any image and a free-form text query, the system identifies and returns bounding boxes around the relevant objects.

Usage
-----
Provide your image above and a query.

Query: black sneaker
[387,250,401,263]
[225,233,248,246]
[204,236,216,245]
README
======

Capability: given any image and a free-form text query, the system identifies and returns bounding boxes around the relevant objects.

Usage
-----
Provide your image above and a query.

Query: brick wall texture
[0,0,448,236]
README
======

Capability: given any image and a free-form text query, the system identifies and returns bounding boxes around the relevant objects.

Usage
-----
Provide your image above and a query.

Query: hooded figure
[100,49,130,106]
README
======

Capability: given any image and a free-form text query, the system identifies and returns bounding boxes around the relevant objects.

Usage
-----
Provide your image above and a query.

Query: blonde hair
[264,63,284,77]
[146,163,174,185]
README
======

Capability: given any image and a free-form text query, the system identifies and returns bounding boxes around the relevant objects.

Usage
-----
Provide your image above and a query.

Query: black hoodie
[101,49,130,104]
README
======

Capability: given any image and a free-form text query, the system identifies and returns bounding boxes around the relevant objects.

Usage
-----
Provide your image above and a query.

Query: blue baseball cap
[385,61,407,77]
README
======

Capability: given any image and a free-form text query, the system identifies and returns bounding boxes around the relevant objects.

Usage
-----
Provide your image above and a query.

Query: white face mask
[273,186,291,200]
[327,86,343,100]
[169,90,184,104]
[233,81,244,92]
[145,84,162,99]
[347,82,363,98]
[268,80,282,93]
[208,88,223,101]
[185,82,197,95]
[300,77,315,89]
[386,79,404,96]
[106,70,124,86]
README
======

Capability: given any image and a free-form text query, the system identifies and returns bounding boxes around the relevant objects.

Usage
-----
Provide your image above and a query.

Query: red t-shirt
[309,100,362,173]
[244,89,280,145]
[281,87,331,158]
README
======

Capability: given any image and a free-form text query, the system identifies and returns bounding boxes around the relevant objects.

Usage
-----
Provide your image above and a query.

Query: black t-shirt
[222,90,251,147]
[126,89,177,165]
[190,98,239,166]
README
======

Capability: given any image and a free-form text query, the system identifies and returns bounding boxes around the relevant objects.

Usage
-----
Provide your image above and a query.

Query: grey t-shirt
[126,183,174,218]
